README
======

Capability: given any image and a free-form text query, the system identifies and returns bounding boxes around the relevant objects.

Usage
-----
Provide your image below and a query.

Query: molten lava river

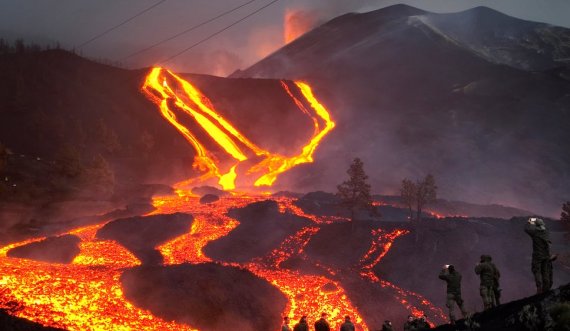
[0,68,445,330]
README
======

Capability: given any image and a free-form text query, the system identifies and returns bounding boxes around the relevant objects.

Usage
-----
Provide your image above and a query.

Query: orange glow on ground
[0,193,445,330]
[0,68,446,330]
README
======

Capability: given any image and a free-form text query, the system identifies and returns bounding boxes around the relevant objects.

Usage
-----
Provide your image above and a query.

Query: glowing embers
[153,194,367,330]
[0,226,195,331]
[0,194,445,330]
[142,68,335,190]
[357,228,447,322]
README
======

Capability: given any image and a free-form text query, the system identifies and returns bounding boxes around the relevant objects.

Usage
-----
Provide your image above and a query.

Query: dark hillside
[235,5,570,216]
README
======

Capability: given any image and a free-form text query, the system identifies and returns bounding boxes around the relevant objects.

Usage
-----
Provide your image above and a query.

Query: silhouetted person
[294,316,309,331]
[487,255,502,305]
[315,312,331,331]
[403,315,416,331]
[340,315,355,331]
[475,255,499,310]
[282,316,292,331]
[439,264,468,324]
[416,315,431,330]
[381,320,393,331]
[525,218,556,293]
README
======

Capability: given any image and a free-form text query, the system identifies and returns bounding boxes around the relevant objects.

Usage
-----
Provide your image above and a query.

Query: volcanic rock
[96,213,192,265]
[304,221,379,268]
[0,309,67,330]
[434,282,570,330]
[294,191,342,217]
[204,200,311,263]
[6,234,80,264]
[271,191,303,198]
[120,263,287,331]
[191,186,228,197]
[377,217,570,314]
[199,194,219,204]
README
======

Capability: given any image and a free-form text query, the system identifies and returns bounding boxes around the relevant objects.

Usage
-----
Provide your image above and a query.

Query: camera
[528,217,537,224]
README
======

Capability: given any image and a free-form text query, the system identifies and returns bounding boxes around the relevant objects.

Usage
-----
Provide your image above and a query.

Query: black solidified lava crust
[120,263,287,331]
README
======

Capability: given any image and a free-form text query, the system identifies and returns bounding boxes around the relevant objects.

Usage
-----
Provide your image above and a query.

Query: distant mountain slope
[420,6,570,71]
[233,5,570,216]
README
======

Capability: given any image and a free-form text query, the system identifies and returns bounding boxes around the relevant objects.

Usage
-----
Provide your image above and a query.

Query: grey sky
[1,0,569,75]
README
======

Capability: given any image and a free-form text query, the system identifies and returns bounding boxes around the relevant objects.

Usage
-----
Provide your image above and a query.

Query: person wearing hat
[416,315,431,330]
[475,255,499,310]
[439,264,468,324]
[339,315,355,331]
[525,217,557,293]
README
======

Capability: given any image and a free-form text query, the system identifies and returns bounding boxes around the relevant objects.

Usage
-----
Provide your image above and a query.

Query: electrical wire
[78,0,167,49]
[121,0,258,61]
[160,0,280,64]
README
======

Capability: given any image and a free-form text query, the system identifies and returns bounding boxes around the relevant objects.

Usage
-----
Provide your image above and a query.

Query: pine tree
[85,154,115,197]
[337,158,373,227]
[55,145,83,178]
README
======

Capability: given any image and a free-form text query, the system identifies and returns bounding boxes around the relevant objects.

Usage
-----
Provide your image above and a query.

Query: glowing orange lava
[0,225,197,331]
[142,67,335,190]
[0,68,446,330]
[0,192,447,330]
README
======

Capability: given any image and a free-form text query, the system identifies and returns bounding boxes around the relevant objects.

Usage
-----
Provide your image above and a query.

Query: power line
[78,0,167,49]
[121,0,258,61]
[160,0,280,64]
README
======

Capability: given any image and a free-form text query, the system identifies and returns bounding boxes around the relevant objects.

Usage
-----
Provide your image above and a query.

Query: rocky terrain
[121,263,287,331]
[96,213,193,265]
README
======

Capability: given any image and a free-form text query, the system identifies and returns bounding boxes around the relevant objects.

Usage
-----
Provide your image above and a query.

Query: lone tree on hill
[400,174,438,221]
[416,174,437,221]
[562,202,570,223]
[562,202,570,238]
[0,143,7,173]
[401,179,417,220]
[337,158,374,228]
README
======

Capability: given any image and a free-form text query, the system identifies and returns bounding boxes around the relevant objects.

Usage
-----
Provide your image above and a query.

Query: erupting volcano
[0,68,446,330]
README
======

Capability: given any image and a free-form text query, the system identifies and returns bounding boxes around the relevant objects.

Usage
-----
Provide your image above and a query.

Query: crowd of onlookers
[281,217,559,331]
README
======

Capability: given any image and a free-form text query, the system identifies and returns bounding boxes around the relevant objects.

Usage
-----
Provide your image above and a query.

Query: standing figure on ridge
[475,255,500,310]
[381,320,393,331]
[314,312,331,331]
[439,264,468,324]
[294,316,309,331]
[282,316,292,331]
[415,315,431,330]
[487,255,502,305]
[339,315,355,331]
[525,217,557,293]
[403,315,417,331]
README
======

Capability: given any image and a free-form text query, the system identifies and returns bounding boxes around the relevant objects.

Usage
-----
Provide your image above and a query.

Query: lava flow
[0,68,444,330]
[142,67,335,190]
[0,192,446,330]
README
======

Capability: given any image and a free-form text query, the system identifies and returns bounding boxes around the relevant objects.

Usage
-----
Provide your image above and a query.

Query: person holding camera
[438,264,468,324]
[525,217,556,294]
